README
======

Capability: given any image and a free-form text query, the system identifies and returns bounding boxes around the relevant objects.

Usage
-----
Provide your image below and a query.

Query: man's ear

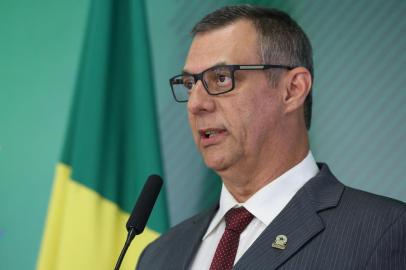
[282,67,312,113]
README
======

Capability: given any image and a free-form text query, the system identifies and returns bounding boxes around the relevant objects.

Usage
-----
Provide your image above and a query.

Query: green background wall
[0,1,90,269]
[1,0,405,269]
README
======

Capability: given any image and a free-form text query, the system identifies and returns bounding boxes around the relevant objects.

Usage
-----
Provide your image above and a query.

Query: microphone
[114,174,163,270]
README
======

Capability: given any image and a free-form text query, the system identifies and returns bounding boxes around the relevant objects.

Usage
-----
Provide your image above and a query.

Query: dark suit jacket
[136,164,406,269]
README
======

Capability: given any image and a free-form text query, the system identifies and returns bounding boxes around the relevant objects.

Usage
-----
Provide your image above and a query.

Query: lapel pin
[272,234,288,250]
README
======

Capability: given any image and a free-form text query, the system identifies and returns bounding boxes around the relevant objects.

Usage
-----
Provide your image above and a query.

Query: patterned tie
[209,207,254,270]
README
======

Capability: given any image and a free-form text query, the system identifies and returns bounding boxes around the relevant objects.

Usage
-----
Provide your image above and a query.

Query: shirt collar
[203,151,319,239]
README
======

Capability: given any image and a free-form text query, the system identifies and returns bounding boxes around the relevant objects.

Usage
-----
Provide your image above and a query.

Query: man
[137,5,406,270]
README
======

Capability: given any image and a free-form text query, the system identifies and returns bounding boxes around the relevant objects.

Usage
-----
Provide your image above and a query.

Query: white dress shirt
[190,151,319,270]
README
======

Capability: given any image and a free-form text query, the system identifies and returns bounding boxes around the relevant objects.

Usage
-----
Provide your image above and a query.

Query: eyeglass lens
[171,66,235,101]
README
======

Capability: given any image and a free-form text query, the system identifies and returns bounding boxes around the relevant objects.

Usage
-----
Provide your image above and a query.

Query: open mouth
[199,129,225,139]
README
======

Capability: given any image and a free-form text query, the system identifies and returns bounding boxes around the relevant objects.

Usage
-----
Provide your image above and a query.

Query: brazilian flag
[37,0,168,269]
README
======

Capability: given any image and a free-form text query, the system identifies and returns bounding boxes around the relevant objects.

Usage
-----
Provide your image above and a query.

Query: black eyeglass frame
[169,64,296,103]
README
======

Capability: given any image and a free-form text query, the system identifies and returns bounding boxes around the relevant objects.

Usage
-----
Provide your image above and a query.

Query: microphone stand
[114,228,137,270]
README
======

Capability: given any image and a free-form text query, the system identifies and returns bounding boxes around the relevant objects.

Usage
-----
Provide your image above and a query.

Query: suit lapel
[234,164,344,270]
[180,204,218,270]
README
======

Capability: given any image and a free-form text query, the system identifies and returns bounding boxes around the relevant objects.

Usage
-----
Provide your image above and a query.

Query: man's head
[174,5,313,183]
[191,5,313,130]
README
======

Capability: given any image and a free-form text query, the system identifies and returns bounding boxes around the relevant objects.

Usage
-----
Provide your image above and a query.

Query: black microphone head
[126,174,163,235]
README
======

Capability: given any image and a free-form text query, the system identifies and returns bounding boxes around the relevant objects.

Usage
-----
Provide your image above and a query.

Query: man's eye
[183,79,195,90]
[218,75,226,82]
[216,74,232,86]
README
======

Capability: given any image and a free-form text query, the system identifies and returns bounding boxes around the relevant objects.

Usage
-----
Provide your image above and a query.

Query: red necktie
[209,207,254,270]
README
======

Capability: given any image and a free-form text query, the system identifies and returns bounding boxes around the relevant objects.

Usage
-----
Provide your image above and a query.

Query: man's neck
[219,141,309,203]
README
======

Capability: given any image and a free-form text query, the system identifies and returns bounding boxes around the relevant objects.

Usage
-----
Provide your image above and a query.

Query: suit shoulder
[136,206,217,270]
[342,186,405,209]
[339,186,406,224]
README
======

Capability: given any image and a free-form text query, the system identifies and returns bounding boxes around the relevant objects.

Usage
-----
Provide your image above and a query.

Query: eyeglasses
[169,64,295,102]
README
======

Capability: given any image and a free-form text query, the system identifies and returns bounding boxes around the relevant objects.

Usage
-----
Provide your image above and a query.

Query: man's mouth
[199,129,225,138]
[202,130,218,138]
[198,128,227,146]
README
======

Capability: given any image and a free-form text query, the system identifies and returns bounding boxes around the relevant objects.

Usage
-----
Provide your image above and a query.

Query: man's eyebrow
[182,70,192,75]
[182,61,228,75]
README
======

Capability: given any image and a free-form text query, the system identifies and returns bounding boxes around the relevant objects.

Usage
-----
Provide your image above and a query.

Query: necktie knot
[225,207,254,234]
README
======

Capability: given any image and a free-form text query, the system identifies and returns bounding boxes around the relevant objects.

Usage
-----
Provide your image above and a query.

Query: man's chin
[203,154,229,172]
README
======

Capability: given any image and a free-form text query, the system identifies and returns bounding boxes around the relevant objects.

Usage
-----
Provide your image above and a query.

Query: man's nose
[187,80,215,115]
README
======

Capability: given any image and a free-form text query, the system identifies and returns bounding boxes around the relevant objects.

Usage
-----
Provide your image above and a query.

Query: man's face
[184,20,285,174]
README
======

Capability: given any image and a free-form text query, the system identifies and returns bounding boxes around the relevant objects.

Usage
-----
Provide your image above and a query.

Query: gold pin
[272,234,288,250]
